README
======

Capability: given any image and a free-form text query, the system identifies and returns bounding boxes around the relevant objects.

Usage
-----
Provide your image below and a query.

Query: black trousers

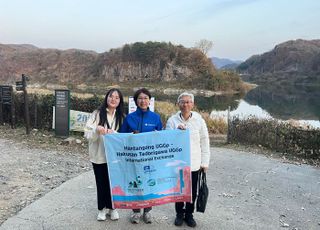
[175,170,199,215]
[92,163,113,210]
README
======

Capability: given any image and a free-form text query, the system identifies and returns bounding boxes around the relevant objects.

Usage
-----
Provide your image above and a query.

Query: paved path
[1,147,320,230]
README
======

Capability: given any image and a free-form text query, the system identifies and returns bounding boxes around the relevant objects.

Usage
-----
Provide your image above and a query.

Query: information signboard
[0,85,14,127]
[55,90,70,137]
[1,86,12,105]
[16,81,24,91]
[0,86,2,104]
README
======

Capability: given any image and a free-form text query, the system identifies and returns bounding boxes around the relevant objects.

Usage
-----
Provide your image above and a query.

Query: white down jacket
[84,110,117,164]
[165,111,211,171]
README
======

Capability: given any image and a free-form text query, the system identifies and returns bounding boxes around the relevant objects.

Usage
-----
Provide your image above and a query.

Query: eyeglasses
[108,96,120,100]
[179,100,193,104]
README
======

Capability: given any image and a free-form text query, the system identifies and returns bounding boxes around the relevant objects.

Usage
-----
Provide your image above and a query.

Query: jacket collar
[175,111,194,122]
[136,107,150,115]
[179,112,192,121]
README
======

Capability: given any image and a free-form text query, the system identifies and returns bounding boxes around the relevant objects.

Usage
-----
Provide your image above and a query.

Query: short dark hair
[133,88,151,106]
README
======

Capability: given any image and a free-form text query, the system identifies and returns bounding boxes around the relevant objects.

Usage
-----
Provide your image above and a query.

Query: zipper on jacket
[139,112,144,132]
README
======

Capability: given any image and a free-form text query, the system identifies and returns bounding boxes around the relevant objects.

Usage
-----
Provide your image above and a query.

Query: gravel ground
[0,125,91,225]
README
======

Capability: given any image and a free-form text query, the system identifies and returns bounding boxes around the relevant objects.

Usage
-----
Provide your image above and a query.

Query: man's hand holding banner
[104,130,191,209]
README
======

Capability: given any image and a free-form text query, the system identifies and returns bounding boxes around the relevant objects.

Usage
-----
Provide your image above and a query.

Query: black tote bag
[196,170,209,213]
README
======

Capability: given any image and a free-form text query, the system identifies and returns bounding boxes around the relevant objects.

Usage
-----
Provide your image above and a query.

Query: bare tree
[195,39,213,56]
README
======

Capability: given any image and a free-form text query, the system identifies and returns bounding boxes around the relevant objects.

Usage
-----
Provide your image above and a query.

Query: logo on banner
[128,176,142,188]
[147,179,156,186]
[144,165,156,173]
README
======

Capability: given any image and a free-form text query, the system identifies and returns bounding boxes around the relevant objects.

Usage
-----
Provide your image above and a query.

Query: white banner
[52,107,90,132]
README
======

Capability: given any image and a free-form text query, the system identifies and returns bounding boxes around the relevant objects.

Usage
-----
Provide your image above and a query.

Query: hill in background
[211,57,242,69]
[237,39,320,84]
[0,42,244,92]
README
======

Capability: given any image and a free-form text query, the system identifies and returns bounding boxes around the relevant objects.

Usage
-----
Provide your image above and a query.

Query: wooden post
[10,86,15,129]
[34,95,38,128]
[227,106,231,143]
[22,74,30,134]
[0,86,3,125]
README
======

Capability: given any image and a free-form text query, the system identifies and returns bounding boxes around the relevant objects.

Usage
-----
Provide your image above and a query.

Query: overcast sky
[1,0,319,60]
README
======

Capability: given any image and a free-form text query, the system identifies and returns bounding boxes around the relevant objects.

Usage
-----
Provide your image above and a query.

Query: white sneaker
[97,208,107,221]
[108,209,119,220]
[130,212,141,224]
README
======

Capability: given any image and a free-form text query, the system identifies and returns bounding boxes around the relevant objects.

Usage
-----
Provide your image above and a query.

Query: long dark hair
[97,88,124,130]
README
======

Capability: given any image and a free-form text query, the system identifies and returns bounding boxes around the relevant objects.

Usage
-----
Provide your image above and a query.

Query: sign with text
[54,90,70,137]
[0,86,13,105]
[52,107,90,132]
[15,81,24,91]
[0,85,15,128]
[69,110,90,132]
[104,130,191,209]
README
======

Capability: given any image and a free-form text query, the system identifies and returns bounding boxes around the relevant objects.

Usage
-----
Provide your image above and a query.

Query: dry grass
[26,87,94,98]
[71,92,94,98]
[26,88,54,95]
[201,112,228,134]
[155,101,178,127]
[229,117,320,161]
[155,101,177,117]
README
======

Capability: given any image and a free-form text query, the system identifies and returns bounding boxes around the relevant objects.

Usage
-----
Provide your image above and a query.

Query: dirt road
[0,129,90,225]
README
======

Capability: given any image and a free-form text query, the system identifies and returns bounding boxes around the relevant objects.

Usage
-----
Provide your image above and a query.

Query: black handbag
[196,169,209,213]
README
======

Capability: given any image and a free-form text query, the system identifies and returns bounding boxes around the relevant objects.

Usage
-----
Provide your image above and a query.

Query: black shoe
[184,214,197,227]
[174,213,184,226]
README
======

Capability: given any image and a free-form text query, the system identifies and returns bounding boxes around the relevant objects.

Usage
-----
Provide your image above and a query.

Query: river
[215,84,320,129]
[156,84,320,129]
